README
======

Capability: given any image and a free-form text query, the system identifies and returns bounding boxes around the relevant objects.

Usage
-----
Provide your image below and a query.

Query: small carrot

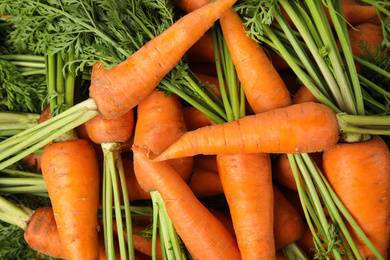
[41,138,101,260]
[89,0,237,119]
[133,90,193,192]
[322,135,390,259]
[186,30,216,63]
[219,8,292,113]
[292,85,319,104]
[273,185,305,250]
[132,145,241,260]
[24,207,66,259]
[182,106,213,131]
[188,167,224,198]
[153,102,340,161]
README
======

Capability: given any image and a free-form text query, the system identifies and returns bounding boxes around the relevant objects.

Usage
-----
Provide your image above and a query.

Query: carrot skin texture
[89,0,237,119]
[41,139,100,260]
[220,8,292,113]
[217,153,275,259]
[133,90,193,192]
[323,135,390,259]
[24,207,66,259]
[132,145,241,260]
[273,185,304,250]
[154,102,340,160]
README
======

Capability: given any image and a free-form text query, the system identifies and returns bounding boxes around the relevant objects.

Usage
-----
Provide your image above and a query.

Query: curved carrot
[153,102,340,161]
[89,0,237,119]
[41,138,100,260]
[132,145,241,259]
[322,135,390,259]
[133,90,193,192]
[24,207,66,259]
[217,152,275,259]
[219,8,292,113]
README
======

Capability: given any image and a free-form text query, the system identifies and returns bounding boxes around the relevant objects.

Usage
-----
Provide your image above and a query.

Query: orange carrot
[122,157,151,201]
[273,185,305,250]
[133,90,193,192]
[322,135,390,259]
[292,85,319,104]
[24,207,66,259]
[186,30,216,63]
[182,106,213,131]
[153,102,340,161]
[89,0,237,119]
[41,138,100,260]
[188,167,224,197]
[175,0,211,13]
[132,145,241,259]
[217,152,275,259]
[219,8,292,113]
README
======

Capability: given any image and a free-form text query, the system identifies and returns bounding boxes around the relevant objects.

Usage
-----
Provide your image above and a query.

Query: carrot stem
[102,154,115,260]
[282,242,310,260]
[0,196,33,230]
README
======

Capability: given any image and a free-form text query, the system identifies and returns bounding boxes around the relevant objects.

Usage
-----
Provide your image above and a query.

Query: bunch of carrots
[0,0,390,259]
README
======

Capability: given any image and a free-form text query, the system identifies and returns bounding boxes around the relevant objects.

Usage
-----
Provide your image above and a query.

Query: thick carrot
[24,207,66,259]
[322,135,390,259]
[122,157,151,201]
[153,102,340,161]
[219,8,292,113]
[133,90,193,192]
[41,138,100,260]
[132,145,241,259]
[217,152,275,259]
[89,0,237,119]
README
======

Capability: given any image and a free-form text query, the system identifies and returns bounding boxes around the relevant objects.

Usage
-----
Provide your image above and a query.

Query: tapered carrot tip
[153,102,340,161]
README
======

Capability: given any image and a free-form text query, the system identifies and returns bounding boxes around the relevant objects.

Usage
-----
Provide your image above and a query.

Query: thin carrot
[24,207,66,259]
[133,90,193,192]
[153,102,340,161]
[89,0,237,119]
[132,145,241,260]
[219,8,292,114]
[41,138,100,260]
[322,135,390,259]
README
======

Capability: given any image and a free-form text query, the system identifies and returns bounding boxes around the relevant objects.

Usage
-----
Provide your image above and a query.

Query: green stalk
[0,168,43,178]
[46,53,57,116]
[282,242,310,260]
[103,153,115,260]
[0,196,33,230]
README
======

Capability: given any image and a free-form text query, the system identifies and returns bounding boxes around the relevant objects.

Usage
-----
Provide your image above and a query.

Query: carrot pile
[0,0,390,259]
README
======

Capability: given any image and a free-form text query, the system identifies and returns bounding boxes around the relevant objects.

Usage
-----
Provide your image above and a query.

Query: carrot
[122,157,151,201]
[193,154,219,172]
[175,0,211,13]
[273,152,323,191]
[217,152,275,259]
[24,207,66,259]
[292,85,319,104]
[182,106,213,131]
[153,102,340,161]
[273,185,305,250]
[131,225,163,260]
[193,73,223,99]
[132,145,241,260]
[41,138,101,260]
[186,30,216,63]
[219,8,292,113]
[133,90,193,192]
[276,250,287,260]
[188,167,224,197]
[89,0,237,119]
[322,135,390,259]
